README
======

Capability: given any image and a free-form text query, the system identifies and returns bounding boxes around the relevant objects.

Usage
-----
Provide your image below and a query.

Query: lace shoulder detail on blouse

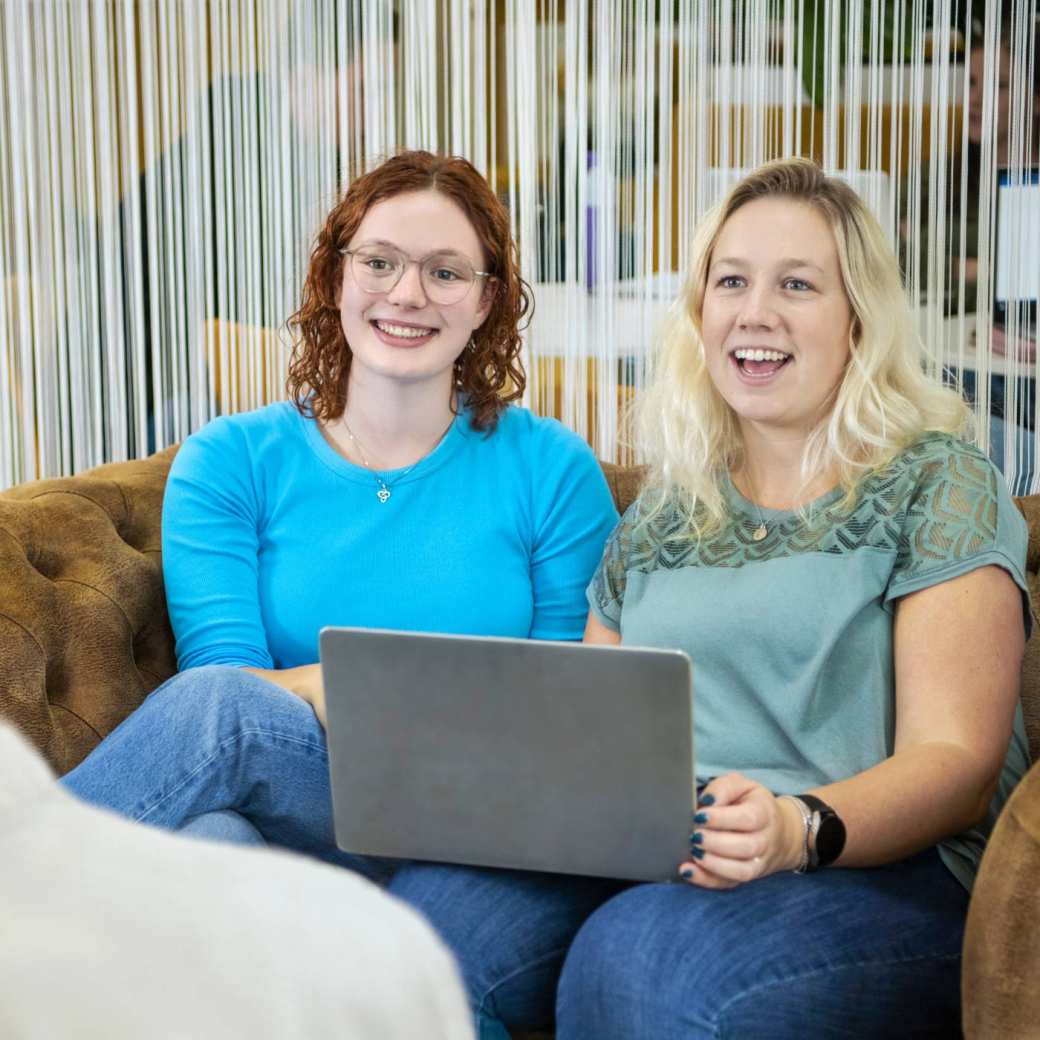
[591,434,1000,602]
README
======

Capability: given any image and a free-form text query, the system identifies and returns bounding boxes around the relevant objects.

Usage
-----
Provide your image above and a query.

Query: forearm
[811,741,1000,868]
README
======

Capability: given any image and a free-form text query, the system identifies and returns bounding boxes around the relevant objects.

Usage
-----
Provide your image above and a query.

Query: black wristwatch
[797,794,847,871]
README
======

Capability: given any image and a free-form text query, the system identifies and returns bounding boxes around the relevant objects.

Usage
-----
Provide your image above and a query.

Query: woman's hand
[241,663,327,728]
[679,773,804,889]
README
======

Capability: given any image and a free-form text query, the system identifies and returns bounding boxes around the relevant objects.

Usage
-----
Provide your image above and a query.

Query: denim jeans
[388,863,625,1039]
[555,849,967,1038]
[61,665,392,882]
[387,851,967,1040]
[63,665,969,1038]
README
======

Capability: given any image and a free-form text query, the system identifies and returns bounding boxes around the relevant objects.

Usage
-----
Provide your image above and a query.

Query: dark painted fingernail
[699,794,715,807]
[690,831,704,845]
[694,812,709,825]
[680,867,694,878]
[691,846,705,859]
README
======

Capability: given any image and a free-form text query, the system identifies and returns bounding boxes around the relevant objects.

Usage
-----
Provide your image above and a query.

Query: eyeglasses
[340,245,493,305]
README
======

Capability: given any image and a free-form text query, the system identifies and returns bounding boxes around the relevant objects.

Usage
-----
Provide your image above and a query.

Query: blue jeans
[388,852,966,1039]
[555,850,967,1038]
[62,665,392,881]
[63,666,968,1038]
[388,863,625,1039]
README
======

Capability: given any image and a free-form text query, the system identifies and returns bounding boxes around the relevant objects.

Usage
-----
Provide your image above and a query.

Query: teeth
[375,320,435,339]
[734,348,789,362]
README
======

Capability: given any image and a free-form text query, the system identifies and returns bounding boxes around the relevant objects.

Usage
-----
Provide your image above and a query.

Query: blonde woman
[353,160,1028,1040]
[542,158,1031,1037]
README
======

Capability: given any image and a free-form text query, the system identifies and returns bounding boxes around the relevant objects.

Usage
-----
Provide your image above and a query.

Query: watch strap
[778,795,812,874]
[796,793,846,869]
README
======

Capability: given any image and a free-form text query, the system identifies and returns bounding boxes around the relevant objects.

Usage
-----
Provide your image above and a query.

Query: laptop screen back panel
[320,628,694,882]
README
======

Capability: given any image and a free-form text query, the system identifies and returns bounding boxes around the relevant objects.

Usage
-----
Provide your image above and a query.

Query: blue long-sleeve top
[162,401,619,670]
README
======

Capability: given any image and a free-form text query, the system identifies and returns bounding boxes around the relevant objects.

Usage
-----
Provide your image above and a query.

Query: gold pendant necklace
[740,466,770,541]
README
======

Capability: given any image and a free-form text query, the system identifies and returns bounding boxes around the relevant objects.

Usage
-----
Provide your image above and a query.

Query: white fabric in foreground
[0,724,474,1040]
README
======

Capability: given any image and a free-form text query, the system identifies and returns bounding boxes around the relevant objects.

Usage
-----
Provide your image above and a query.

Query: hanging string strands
[1,1,1038,493]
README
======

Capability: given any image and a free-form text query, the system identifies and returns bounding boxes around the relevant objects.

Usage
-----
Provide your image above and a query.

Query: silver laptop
[319,627,694,882]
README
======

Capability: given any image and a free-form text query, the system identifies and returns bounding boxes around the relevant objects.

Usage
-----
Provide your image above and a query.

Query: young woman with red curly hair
[61,150,618,987]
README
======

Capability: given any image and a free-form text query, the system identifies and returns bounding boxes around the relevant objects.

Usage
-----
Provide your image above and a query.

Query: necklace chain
[340,416,452,503]
[739,466,770,542]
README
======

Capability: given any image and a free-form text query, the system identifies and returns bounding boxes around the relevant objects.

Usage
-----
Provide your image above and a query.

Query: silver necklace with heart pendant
[340,416,449,503]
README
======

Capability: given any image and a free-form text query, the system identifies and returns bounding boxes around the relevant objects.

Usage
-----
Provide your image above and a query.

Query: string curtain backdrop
[1,0,1038,489]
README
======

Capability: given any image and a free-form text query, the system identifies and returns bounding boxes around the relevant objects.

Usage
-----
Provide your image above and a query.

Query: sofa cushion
[598,462,645,517]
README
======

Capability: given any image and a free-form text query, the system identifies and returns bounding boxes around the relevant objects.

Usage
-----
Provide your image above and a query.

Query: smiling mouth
[731,347,792,378]
[371,319,438,340]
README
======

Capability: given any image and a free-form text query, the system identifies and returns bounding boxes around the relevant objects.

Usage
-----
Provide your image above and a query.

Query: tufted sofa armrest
[1013,495,1040,761]
[0,449,179,773]
[962,757,1040,1037]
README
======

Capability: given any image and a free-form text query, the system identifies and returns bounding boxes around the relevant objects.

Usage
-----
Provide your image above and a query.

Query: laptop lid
[320,627,694,882]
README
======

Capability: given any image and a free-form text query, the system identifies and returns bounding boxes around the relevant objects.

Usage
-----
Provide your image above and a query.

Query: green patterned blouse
[587,432,1031,889]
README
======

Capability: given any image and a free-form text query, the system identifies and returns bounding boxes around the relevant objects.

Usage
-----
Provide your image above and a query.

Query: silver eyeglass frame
[338,247,493,302]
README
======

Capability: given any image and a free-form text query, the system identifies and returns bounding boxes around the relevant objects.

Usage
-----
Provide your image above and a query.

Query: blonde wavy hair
[636,157,972,537]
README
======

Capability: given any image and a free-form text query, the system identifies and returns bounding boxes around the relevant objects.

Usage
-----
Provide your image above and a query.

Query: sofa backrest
[1,452,1037,773]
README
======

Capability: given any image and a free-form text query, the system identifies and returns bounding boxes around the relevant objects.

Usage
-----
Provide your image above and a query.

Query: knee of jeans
[557,885,713,1030]
[557,891,636,1016]
[152,665,290,725]
[140,665,321,753]
[713,956,962,1039]
[558,908,631,1030]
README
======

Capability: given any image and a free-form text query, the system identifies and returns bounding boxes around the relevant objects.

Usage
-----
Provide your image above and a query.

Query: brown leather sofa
[1,447,1037,1038]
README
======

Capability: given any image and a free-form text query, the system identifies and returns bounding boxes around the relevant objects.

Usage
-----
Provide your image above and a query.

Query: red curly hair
[286,151,531,431]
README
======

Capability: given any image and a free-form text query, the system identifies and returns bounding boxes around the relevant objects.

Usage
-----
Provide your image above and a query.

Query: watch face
[815,814,847,866]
